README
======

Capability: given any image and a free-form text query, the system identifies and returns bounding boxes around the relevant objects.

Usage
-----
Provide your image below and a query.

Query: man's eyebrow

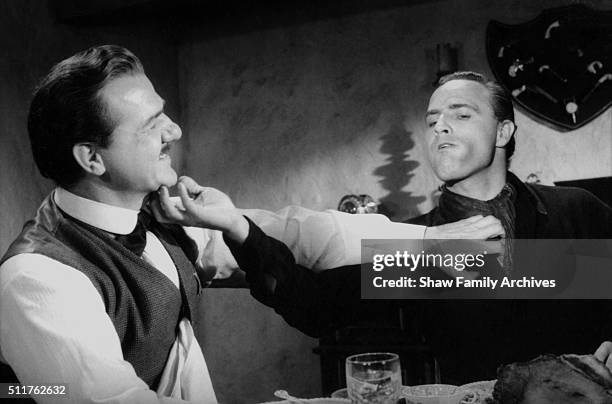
[448,102,479,111]
[141,99,165,128]
[425,109,439,118]
[426,103,480,118]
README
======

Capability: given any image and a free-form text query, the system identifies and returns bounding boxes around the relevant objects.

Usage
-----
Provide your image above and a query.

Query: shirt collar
[54,187,139,235]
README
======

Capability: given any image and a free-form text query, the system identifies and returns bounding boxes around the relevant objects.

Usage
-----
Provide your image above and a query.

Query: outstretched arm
[152,177,505,273]
[151,177,504,336]
[152,177,388,335]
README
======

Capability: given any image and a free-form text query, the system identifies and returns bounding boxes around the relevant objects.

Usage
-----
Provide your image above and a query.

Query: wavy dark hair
[28,45,144,188]
[437,71,516,161]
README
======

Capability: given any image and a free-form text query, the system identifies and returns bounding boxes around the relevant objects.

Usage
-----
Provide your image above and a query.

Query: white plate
[402,384,465,404]
[333,386,420,399]
[260,399,349,404]
[330,380,496,404]
[457,380,496,404]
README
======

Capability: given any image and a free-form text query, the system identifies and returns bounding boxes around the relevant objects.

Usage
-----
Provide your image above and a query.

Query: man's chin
[433,167,460,183]
[158,172,179,188]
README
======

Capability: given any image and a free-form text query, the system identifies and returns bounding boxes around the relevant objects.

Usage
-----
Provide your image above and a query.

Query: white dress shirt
[0,188,230,404]
[0,188,425,404]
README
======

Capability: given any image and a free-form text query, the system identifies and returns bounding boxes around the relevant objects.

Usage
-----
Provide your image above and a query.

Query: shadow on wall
[373,122,426,221]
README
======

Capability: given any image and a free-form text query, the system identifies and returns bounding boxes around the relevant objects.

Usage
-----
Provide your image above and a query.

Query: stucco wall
[179,0,611,402]
[180,0,611,219]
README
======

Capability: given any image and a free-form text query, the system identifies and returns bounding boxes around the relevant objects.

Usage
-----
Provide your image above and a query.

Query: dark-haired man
[157,71,612,383]
[0,47,504,403]
[416,71,610,237]
[408,71,612,381]
[0,45,227,403]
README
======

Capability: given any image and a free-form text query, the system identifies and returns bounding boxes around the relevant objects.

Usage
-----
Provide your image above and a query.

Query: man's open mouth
[437,142,455,150]
[160,145,171,159]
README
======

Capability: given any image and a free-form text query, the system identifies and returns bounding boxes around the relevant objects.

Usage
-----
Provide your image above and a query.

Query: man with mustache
[0,45,224,404]
[158,71,612,383]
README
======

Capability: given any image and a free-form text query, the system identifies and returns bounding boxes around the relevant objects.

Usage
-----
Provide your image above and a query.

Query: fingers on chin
[178,176,199,190]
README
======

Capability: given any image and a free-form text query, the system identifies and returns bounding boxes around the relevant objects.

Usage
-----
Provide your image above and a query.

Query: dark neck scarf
[438,182,516,273]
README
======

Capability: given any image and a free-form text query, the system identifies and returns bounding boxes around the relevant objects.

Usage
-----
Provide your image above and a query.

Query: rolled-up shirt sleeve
[0,254,197,404]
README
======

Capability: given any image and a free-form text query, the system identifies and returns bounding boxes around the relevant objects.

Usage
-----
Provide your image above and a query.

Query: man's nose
[162,115,182,142]
[433,115,451,136]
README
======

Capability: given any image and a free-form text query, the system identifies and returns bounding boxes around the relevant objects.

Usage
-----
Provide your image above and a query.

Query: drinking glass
[345,352,401,404]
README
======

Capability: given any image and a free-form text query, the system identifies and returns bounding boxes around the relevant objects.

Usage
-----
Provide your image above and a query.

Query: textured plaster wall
[180,0,612,402]
[0,0,181,255]
[180,0,611,218]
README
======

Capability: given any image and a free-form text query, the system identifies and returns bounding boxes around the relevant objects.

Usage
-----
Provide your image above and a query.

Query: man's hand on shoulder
[150,176,249,243]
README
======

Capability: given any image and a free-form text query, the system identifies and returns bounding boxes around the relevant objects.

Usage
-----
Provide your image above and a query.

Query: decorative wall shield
[486,5,612,131]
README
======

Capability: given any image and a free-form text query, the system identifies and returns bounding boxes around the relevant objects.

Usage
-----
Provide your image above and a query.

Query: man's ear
[72,143,106,176]
[496,119,516,148]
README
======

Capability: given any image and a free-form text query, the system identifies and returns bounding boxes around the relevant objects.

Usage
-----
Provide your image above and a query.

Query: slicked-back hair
[437,71,516,161]
[28,45,145,188]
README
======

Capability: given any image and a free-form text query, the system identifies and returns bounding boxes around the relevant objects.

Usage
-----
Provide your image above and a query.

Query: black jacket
[410,172,612,238]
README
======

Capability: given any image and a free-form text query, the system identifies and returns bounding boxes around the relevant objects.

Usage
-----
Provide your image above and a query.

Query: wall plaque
[486,5,612,131]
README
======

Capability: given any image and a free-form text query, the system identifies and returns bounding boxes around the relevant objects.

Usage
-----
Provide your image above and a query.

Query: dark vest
[1,193,202,389]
